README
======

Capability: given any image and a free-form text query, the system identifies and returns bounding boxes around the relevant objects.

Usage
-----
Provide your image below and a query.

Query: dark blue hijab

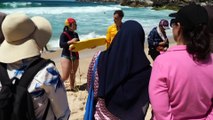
[97,20,152,120]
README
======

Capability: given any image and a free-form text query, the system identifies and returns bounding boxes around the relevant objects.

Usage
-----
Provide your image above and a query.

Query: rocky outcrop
[76,0,118,2]
[76,0,213,10]
[76,0,153,7]
[120,1,153,7]
[120,0,153,7]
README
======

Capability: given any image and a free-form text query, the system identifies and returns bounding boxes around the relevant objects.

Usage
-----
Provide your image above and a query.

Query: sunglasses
[69,23,77,27]
[170,19,178,27]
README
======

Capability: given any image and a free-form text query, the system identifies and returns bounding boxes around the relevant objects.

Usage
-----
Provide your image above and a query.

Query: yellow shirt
[106,24,118,49]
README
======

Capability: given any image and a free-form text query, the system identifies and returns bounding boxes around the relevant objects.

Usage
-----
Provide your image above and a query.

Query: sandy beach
[41,43,172,120]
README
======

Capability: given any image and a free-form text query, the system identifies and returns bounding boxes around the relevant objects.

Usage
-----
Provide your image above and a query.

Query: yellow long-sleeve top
[106,24,118,49]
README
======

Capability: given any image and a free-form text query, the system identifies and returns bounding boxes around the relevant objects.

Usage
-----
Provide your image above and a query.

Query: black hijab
[97,20,152,120]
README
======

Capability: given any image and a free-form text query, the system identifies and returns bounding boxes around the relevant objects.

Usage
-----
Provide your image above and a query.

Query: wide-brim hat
[0,13,52,63]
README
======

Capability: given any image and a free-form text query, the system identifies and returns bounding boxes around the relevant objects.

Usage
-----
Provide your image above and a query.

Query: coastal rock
[120,0,153,7]
[76,0,153,6]
[75,0,213,10]
[76,0,119,3]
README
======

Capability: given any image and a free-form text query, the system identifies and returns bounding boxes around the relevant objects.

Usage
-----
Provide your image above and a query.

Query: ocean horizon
[0,1,175,49]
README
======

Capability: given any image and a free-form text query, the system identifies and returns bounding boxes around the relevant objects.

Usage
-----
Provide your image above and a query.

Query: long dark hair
[63,26,69,32]
[204,5,213,52]
[182,24,210,61]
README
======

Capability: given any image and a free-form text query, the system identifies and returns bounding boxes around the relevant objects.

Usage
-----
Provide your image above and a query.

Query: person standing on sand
[105,10,124,49]
[149,4,213,119]
[59,17,80,92]
[0,13,70,120]
[147,19,170,60]
[86,20,152,120]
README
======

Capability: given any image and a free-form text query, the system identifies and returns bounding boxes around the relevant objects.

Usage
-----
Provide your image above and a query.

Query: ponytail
[63,26,69,32]
[183,24,211,61]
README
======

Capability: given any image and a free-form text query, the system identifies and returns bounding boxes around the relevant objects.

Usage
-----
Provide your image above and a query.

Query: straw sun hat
[0,13,52,63]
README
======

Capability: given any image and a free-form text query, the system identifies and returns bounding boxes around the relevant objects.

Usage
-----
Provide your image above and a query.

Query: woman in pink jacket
[149,4,213,120]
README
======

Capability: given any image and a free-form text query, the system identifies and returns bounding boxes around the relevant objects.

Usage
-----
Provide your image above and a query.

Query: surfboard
[69,37,106,52]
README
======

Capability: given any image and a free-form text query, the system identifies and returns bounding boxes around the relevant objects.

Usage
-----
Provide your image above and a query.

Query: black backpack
[0,58,54,120]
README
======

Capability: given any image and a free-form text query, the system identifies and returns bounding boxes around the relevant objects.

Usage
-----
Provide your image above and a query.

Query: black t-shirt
[59,30,79,58]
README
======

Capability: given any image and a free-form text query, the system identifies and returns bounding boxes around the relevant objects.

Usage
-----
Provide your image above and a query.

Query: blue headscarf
[98,20,152,119]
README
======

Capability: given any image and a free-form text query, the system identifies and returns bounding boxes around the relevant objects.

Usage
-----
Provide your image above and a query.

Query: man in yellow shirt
[106,10,124,49]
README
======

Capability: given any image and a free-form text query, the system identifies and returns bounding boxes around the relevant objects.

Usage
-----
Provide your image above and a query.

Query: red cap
[65,18,76,26]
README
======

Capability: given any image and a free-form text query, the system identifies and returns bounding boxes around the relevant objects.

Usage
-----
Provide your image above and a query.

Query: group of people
[0,3,212,120]
[86,4,213,120]
[59,10,125,92]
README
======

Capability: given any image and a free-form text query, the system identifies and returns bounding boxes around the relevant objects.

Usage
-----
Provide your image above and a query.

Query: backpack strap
[18,58,54,88]
[0,58,54,87]
[13,58,54,120]
[42,99,50,120]
[21,58,54,120]
[63,32,72,40]
[0,63,12,86]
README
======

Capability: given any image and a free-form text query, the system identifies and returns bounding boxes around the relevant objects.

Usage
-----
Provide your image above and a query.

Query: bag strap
[16,58,53,120]
[0,63,12,86]
[0,58,53,120]
[42,99,50,120]
[63,32,72,40]
[18,58,54,88]
[0,58,54,87]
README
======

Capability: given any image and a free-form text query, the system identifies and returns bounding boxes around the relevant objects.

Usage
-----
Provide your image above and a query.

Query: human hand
[69,45,75,51]
[91,46,97,49]
[159,41,166,46]
[67,38,79,45]
[67,40,72,45]
[163,47,168,51]
[156,46,165,52]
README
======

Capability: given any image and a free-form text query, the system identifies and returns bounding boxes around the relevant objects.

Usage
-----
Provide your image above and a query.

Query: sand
[41,43,175,120]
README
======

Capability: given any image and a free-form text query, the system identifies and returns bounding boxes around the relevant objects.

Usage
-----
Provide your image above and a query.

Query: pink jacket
[149,45,213,120]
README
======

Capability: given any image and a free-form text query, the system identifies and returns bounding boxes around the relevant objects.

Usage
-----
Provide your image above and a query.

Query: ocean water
[0,1,175,49]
